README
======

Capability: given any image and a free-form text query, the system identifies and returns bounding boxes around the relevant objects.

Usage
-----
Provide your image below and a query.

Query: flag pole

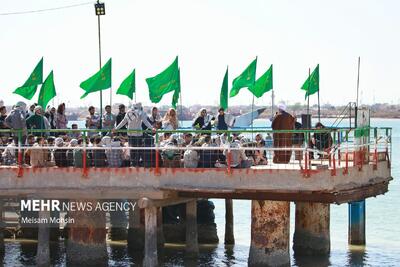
[306,68,310,117]
[96,0,103,130]
[318,86,321,122]
[271,89,274,118]
[355,56,361,127]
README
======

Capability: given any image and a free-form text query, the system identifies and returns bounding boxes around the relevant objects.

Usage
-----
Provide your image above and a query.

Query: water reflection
[347,245,367,267]
[293,254,331,267]
[223,244,236,266]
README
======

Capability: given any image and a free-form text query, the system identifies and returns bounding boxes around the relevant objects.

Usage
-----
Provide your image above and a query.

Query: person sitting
[1,138,16,165]
[224,139,249,168]
[198,135,220,168]
[310,122,333,159]
[54,137,68,167]
[254,134,268,165]
[183,141,199,168]
[161,137,181,168]
[106,137,124,168]
[73,139,90,168]
[26,137,52,167]
[92,136,107,167]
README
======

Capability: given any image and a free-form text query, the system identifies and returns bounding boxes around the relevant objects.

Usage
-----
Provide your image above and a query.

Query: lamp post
[95,1,105,129]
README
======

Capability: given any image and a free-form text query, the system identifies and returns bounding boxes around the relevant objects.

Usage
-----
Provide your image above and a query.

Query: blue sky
[0,0,399,108]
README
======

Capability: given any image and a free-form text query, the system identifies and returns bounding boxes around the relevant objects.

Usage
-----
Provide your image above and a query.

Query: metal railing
[0,127,392,176]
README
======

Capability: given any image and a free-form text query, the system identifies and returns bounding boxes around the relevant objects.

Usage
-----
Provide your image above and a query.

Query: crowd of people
[0,100,333,168]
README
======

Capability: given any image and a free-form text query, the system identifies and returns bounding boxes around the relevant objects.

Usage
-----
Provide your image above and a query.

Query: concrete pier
[293,202,330,255]
[36,210,50,267]
[157,207,165,248]
[0,200,4,255]
[143,207,158,267]
[66,200,108,267]
[348,200,366,245]
[224,199,235,245]
[248,200,290,267]
[128,201,145,251]
[185,200,199,257]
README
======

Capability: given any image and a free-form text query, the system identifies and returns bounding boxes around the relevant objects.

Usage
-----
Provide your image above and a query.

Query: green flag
[301,64,319,99]
[38,71,56,109]
[80,58,112,99]
[171,68,181,109]
[146,56,179,103]
[229,57,257,97]
[249,64,273,98]
[219,67,228,109]
[116,69,135,100]
[13,57,43,100]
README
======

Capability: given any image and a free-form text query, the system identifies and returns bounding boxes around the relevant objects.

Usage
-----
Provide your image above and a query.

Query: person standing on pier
[271,103,295,164]
[85,106,100,137]
[113,103,154,167]
[214,107,235,131]
[56,103,68,135]
[162,108,179,130]
[192,108,214,131]
[26,106,47,137]
[116,104,127,136]
[102,105,116,136]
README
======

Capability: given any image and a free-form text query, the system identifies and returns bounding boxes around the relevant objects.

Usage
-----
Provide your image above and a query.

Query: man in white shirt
[114,103,154,166]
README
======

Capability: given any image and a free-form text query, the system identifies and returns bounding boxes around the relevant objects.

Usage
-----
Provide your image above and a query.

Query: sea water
[3,118,398,266]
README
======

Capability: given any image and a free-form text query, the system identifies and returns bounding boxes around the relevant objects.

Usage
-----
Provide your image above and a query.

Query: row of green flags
[79,57,181,108]
[12,57,319,110]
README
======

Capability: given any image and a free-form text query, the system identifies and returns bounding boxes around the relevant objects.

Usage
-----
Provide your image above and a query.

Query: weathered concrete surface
[248,200,290,267]
[36,210,50,267]
[143,207,157,267]
[128,202,144,251]
[185,200,199,257]
[66,200,107,267]
[0,200,4,255]
[225,199,235,245]
[293,202,330,255]
[0,162,391,203]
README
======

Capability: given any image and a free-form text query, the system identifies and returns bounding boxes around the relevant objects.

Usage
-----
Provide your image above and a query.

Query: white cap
[277,103,286,111]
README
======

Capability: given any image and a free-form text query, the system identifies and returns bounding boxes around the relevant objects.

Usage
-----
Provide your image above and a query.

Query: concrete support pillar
[0,200,4,255]
[248,200,290,267]
[293,202,330,255]
[36,210,50,267]
[224,199,235,245]
[348,200,366,245]
[157,207,165,248]
[66,200,108,266]
[143,207,158,267]
[128,201,144,251]
[185,200,199,257]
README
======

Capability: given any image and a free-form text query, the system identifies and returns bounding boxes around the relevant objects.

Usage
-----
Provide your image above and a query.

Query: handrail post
[227,132,231,175]
[17,129,23,177]
[82,131,88,177]
[155,131,160,175]
[304,130,309,177]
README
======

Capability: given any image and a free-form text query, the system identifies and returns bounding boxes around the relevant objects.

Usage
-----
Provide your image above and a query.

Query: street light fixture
[95,2,105,16]
[94,1,105,129]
